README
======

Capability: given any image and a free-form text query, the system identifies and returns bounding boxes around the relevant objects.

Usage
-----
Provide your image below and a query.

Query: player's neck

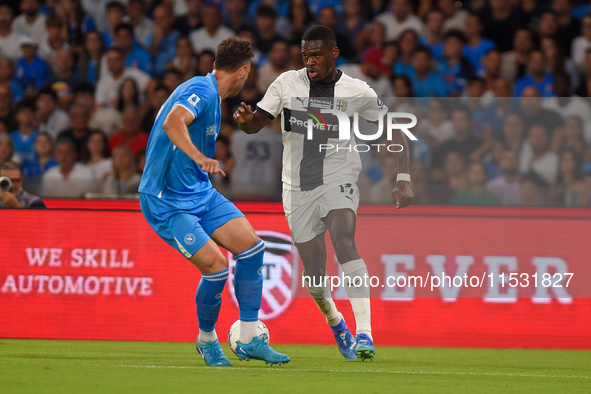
[211,69,231,100]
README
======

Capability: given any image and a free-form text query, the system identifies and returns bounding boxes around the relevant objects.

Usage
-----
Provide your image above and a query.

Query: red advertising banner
[1,203,590,349]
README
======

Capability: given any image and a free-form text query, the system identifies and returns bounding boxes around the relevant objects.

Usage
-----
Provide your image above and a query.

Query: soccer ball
[227,319,270,354]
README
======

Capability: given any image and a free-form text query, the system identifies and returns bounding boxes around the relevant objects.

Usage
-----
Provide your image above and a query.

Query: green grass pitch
[1,339,590,393]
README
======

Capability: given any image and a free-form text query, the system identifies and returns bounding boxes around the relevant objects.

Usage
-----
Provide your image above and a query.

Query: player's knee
[333,236,357,258]
[199,253,228,274]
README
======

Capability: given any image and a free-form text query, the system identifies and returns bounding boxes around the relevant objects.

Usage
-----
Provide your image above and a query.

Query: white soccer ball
[227,319,270,354]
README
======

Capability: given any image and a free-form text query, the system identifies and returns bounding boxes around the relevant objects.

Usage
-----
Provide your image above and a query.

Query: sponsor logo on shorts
[184,233,196,245]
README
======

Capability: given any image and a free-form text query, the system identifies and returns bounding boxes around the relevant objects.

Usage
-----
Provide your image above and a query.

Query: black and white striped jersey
[256,68,387,191]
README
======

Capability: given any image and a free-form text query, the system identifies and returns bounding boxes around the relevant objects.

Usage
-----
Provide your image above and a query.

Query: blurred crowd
[2,0,591,206]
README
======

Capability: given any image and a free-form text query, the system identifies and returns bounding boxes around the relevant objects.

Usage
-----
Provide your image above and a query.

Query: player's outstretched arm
[391,127,414,209]
[163,105,226,177]
[233,102,271,134]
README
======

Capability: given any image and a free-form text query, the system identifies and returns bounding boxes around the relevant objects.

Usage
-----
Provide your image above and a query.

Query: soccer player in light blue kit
[139,37,290,367]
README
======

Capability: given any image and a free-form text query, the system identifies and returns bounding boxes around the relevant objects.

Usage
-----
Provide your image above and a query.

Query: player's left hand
[392,181,414,209]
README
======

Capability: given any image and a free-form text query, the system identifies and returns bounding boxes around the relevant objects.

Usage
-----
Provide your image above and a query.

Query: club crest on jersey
[227,231,297,319]
[206,124,216,137]
[336,99,348,111]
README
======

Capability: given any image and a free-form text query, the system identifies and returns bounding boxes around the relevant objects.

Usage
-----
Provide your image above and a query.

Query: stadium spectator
[14,36,52,98]
[36,87,71,140]
[431,107,482,180]
[110,23,153,76]
[237,26,265,68]
[12,0,46,43]
[572,15,591,73]
[95,48,152,109]
[552,0,580,57]
[536,11,559,43]
[21,131,57,194]
[55,0,96,48]
[276,0,314,43]
[108,106,148,158]
[551,115,586,155]
[0,160,45,208]
[0,83,18,132]
[81,129,111,184]
[81,0,110,31]
[375,0,425,41]
[480,50,502,104]
[174,0,203,37]
[438,30,476,96]
[540,37,578,90]
[11,99,39,164]
[135,148,145,174]
[500,29,535,84]
[125,0,154,46]
[439,151,467,203]
[230,116,282,201]
[520,172,550,206]
[146,5,181,78]
[486,149,522,205]
[0,133,20,165]
[420,8,445,61]
[518,87,563,134]
[57,103,95,158]
[101,145,140,195]
[367,154,399,203]
[453,160,499,205]
[394,29,419,76]
[167,36,197,82]
[41,136,96,198]
[0,4,24,61]
[462,13,496,74]
[48,48,84,110]
[79,30,105,86]
[161,69,184,93]
[38,15,71,71]
[73,82,122,137]
[189,4,234,54]
[0,59,23,106]
[256,40,291,93]
[210,135,233,197]
[253,5,283,55]
[100,1,125,49]
[113,77,140,112]
[514,51,555,97]
[340,48,395,98]
[196,50,215,77]
[550,149,584,206]
[500,112,527,151]
[336,0,368,53]
[317,6,356,61]
[407,46,448,97]
[141,84,168,133]
[542,73,591,143]
[222,0,251,33]
[520,123,559,185]
[438,0,467,32]
[479,0,520,53]
[513,0,544,30]
[227,63,263,119]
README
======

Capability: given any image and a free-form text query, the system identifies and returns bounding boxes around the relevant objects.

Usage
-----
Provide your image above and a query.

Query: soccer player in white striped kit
[235,26,414,360]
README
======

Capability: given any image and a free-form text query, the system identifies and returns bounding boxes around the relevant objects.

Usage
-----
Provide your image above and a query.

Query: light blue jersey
[139,73,222,200]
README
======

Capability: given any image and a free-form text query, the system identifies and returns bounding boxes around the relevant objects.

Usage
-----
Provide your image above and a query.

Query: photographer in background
[0,161,45,208]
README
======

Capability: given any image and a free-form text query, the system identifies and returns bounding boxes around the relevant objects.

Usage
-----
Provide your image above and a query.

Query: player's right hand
[197,157,226,177]
[233,102,253,124]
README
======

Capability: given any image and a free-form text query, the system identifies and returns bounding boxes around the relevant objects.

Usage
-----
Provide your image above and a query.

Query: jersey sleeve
[173,83,208,120]
[359,82,388,122]
[256,75,285,119]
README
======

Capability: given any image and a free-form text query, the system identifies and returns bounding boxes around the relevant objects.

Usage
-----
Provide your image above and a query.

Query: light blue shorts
[140,189,244,258]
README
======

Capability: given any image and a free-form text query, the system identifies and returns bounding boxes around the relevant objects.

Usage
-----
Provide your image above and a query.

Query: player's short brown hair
[215,37,253,72]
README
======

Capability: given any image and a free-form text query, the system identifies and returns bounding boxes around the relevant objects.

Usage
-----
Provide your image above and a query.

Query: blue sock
[233,239,265,322]
[195,268,228,331]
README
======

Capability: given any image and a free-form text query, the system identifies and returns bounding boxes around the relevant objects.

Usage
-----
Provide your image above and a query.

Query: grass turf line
[1,339,590,393]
